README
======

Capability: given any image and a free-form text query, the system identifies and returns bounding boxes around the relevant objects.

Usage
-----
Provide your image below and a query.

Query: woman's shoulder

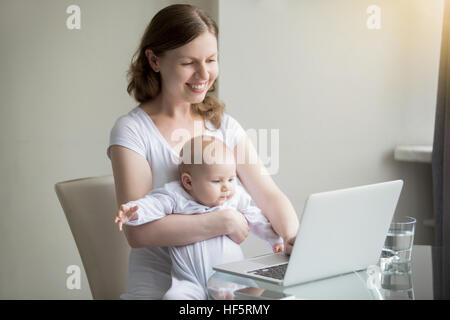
[112,106,146,129]
[211,112,245,134]
[221,112,241,127]
[205,111,246,150]
[110,106,157,140]
[108,106,151,159]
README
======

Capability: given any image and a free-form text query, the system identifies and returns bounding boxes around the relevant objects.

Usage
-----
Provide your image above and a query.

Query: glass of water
[379,216,416,276]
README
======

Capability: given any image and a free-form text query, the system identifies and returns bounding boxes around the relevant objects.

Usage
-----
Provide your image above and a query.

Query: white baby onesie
[125,181,283,300]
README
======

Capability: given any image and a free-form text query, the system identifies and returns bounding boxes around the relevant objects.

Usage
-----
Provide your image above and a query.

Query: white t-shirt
[107,106,247,299]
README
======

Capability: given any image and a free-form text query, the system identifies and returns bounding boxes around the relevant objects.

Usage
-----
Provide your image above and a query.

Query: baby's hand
[114,204,139,231]
[273,242,284,253]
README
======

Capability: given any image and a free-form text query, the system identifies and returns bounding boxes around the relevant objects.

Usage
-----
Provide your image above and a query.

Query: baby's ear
[181,173,193,190]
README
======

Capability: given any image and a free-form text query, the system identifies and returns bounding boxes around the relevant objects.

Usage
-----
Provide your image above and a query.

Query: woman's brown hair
[127,4,224,129]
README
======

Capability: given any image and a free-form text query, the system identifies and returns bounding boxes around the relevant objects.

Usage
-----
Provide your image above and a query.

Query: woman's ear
[181,172,193,190]
[145,48,160,73]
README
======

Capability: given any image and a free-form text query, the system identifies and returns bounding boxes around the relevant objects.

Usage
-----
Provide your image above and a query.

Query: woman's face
[148,32,219,105]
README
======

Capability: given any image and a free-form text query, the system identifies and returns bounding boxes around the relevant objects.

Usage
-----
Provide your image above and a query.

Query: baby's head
[179,135,236,207]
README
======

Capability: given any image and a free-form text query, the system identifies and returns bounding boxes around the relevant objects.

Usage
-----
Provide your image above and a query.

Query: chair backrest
[55,175,130,300]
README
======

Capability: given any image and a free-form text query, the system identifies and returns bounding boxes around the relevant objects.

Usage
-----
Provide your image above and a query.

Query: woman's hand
[221,208,250,244]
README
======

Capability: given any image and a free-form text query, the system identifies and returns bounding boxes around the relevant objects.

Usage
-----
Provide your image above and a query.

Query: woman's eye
[182,60,215,66]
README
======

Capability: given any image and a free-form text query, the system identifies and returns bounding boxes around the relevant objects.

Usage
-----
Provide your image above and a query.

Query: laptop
[213,180,404,287]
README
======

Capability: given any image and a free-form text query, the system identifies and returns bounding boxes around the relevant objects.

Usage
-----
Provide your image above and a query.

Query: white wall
[218,0,444,256]
[0,0,216,300]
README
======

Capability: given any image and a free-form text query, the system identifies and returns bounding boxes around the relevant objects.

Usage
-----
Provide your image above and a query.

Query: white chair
[55,175,130,299]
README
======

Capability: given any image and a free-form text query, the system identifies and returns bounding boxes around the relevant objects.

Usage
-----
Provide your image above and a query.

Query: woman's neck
[149,93,194,120]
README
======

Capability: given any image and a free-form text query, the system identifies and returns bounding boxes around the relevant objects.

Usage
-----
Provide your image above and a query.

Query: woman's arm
[235,136,299,252]
[109,145,248,248]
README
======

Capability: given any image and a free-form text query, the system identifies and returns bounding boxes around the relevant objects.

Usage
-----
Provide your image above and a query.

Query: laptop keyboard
[247,263,288,280]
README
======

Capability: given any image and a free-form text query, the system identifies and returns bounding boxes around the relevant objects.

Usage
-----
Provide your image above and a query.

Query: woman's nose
[196,62,209,80]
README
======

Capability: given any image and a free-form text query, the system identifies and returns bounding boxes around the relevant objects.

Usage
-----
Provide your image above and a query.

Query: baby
[114,135,283,300]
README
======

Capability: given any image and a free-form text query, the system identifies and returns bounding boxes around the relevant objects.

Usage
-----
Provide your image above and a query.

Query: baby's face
[189,162,237,207]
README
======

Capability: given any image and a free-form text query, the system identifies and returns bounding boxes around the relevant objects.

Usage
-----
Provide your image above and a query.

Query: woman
[108,4,299,300]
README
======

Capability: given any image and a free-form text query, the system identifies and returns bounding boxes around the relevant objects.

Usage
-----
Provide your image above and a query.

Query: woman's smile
[186,81,208,93]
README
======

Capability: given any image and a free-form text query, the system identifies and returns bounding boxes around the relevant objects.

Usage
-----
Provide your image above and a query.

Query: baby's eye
[228,178,235,182]
[212,180,220,183]
[181,62,193,66]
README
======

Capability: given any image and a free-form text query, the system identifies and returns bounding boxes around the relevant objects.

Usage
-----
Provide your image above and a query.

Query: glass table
[207,245,433,300]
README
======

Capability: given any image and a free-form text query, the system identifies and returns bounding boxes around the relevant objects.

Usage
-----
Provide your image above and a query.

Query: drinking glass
[379,216,416,275]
